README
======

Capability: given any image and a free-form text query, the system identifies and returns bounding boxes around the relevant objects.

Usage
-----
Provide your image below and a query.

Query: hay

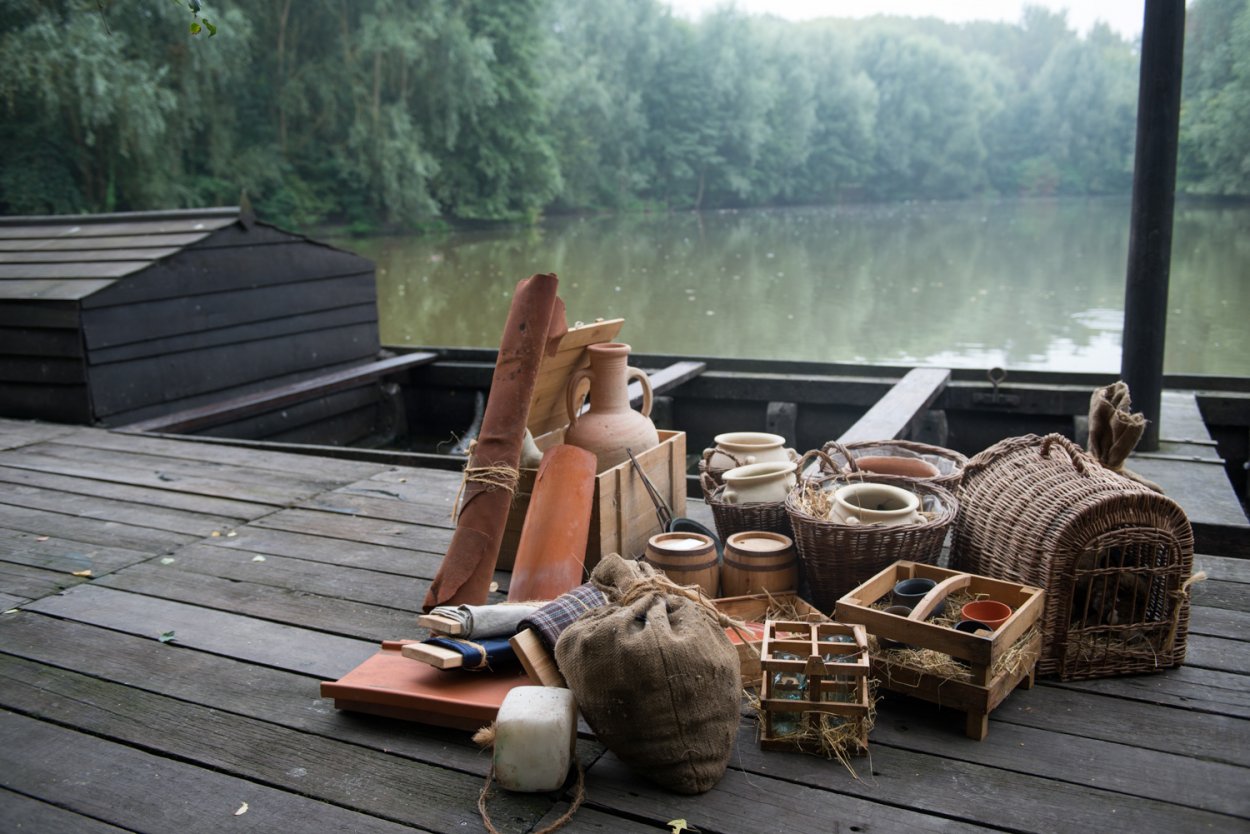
[747,681,878,779]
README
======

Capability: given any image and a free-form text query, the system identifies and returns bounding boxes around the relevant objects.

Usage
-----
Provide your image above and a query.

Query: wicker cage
[950,433,1195,681]
[701,472,794,541]
[820,439,968,490]
[784,450,959,612]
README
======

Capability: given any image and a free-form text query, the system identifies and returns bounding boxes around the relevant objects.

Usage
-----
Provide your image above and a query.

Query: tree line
[0,0,1246,230]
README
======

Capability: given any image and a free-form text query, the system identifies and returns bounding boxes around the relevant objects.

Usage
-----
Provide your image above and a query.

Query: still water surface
[336,197,1249,376]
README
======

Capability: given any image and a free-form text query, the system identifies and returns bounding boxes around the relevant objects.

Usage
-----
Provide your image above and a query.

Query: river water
[334,197,1249,376]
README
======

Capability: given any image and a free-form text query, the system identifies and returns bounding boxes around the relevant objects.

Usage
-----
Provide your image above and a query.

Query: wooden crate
[492,317,686,571]
[713,592,827,689]
[835,560,1044,740]
[758,620,872,754]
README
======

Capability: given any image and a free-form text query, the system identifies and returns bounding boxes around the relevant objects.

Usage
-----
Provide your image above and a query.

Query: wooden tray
[835,561,1044,740]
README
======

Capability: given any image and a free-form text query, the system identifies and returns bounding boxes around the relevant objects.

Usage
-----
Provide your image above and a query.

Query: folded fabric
[518,582,608,650]
[428,603,542,639]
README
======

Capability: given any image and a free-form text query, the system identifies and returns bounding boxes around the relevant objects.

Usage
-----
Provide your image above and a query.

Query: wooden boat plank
[837,367,951,443]
[0,592,26,610]
[202,524,449,575]
[298,490,458,528]
[0,480,251,538]
[0,526,152,577]
[1189,577,1250,612]
[862,699,1250,819]
[1196,553,1250,584]
[123,351,437,434]
[251,507,455,555]
[0,787,132,834]
[0,215,234,239]
[0,417,77,450]
[108,542,432,613]
[0,711,421,834]
[0,503,200,555]
[0,560,88,601]
[1184,632,1250,672]
[1187,604,1250,640]
[45,425,389,481]
[0,463,278,521]
[1054,665,1250,719]
[0,443,339,505]
[0,325,84,357]
[0,231,208,252]
[23,583,373,679]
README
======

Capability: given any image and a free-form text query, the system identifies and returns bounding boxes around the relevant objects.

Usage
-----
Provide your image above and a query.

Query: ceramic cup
[830,482,923,527]
[891,577,938,609]
[954,619,994,635]
[960,599,1013,630]
[721,460,797,504]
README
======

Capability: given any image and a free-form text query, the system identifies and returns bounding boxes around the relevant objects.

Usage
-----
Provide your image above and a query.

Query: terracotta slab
[320,640,531,730]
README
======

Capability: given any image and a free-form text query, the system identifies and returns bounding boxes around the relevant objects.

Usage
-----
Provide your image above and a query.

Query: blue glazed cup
[955,619,994,635]
[891,577,937,609]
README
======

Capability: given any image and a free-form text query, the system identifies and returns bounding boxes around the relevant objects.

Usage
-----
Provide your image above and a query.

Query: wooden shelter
[0,207,391,439]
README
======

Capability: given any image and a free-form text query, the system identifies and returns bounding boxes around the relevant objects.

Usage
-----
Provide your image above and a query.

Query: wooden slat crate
[758,620,871,755]
[713,592,827,689]
[835,560,1043,740]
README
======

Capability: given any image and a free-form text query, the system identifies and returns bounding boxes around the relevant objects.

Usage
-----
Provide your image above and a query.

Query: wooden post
[1121,0,1185,452]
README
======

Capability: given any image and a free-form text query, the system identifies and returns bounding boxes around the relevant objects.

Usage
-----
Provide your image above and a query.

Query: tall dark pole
[1122,0,1185,452]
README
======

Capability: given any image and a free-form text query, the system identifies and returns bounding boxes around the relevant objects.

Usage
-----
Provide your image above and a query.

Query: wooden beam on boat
[628,360,706,408]
[837,368,951,444]
[1121,0,1186,452]
[121,352,438,435]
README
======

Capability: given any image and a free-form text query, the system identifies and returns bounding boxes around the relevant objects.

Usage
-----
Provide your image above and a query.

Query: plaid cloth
[519,582,607,649]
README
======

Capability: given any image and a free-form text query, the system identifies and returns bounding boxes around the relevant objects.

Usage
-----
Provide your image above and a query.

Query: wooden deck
[0,419,1247,833]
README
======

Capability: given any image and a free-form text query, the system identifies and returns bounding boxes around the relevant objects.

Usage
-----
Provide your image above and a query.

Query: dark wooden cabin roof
[0,207,244,302]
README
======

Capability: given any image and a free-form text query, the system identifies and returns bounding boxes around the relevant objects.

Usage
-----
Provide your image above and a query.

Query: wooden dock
[1,419,1247,832]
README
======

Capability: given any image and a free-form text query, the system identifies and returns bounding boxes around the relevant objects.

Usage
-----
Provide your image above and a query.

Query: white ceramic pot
[704,431,790,472]
[721,461,797,505]
[831,482,923,527]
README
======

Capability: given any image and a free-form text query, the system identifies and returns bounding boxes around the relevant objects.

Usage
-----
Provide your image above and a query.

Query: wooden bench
[837,367,951,444]
[122,351,438,435]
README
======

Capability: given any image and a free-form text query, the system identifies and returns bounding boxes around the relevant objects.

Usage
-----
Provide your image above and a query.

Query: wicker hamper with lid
[950,433,1195,681]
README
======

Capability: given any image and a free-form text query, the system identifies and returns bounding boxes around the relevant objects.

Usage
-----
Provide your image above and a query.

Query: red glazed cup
[960,600,1013,630]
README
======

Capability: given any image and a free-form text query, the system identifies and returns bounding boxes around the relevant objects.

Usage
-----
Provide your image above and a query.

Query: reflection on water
[336,197,1250,376]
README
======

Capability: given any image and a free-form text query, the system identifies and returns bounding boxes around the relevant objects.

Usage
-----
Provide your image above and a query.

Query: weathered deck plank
[0,424,1245,834]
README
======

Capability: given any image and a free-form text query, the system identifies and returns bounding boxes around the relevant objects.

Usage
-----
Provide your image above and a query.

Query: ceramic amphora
[563,342,660,472]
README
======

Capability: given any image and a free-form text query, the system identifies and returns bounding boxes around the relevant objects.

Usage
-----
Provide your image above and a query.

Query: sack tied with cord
[555,553,741,795]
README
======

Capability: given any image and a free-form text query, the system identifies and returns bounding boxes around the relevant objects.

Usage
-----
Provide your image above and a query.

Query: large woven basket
[820,439,968,490]
[701,472,794,541]
[950,433,1195,681]
[785,450,959,612]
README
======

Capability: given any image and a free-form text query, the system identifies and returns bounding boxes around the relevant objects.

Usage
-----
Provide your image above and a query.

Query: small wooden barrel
[644,532,720,597]
[721,531,798,597]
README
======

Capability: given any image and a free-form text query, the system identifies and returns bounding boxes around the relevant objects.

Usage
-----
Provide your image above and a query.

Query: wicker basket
[785,450,959,612]
[820,439,967,490]
[950,433,1195,681]
[701,472,794,541]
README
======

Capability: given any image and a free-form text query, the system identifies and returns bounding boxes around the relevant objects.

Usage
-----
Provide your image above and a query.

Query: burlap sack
[555,554,741,795]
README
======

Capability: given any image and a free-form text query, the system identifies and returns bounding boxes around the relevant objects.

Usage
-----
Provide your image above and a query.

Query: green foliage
[0,0,1243,225]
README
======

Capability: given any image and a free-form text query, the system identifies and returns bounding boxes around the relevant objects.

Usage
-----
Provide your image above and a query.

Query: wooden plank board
[0,786,132,834]
[0,325,84,357]
[0,481,253,538]
[526,318,623,437]
[202,525,453,576]
[0,712,421,834]
[0,214,235,239]
[81,273,376,350]
[0,299,79,328]
[83,242,370,308]
[0,246,179,263]
[0,262,147,279]
[123,351,435,434]
[23,584,374,679]
[0,232,208,252]
[0,462,273,520]
[90,302,378,364]
[89,322,380,417]
[1051,664,1250,720]
[93,562,420,642]
[0,417,77,449]
[0,278,114,301]
[0,354,86,383]
[837,367,951,444]
[53,426,388,482]
[0,442,341,505]
[298,491,458,528]
[0,382,92,423]
[1196,553,1250,584]
[0,560,89,600]
[0,527,159,577]
[251,508,455,555]
[0,504,199,554]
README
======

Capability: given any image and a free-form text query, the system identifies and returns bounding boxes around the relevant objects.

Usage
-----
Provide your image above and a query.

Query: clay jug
[563,342,660,472]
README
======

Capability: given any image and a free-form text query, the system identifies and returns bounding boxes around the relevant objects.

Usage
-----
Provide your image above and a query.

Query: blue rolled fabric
[422,636,517,671]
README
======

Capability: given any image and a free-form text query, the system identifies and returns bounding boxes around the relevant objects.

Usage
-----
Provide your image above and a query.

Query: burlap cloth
[1087,381,1162,492]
